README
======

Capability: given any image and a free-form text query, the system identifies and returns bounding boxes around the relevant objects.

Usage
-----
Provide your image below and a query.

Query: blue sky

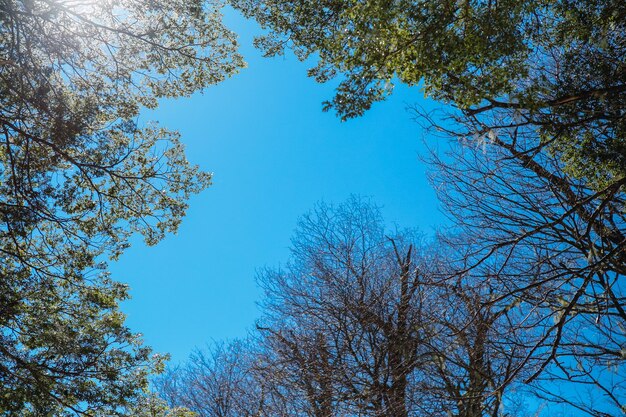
[109,9,447,364]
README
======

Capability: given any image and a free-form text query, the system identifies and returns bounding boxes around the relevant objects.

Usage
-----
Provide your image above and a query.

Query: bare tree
[255,197,523,417]
[255,198,431,417]
[157,340,267,417]
[160,198,531,417]
[425,107,626,416]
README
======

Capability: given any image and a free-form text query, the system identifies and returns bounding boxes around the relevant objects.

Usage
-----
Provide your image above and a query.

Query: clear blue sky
[109,9,447,364]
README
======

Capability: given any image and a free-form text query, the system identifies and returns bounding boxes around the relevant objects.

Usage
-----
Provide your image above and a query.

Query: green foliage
[232,0,626,188]
[0,0,243,414]
[125,394,197,417]
[233,0,529,117]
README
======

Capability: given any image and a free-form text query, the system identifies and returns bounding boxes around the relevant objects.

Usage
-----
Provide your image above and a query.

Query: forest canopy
[1,0,625,416]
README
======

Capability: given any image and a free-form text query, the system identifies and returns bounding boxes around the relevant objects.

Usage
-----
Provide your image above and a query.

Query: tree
[428,119,626,415]
[122,394,196,417]
[231,0,625,185]
[164,198,527,417]
[0,0,243,413]
[231,0,528,118]
[156,341,266,417]
[258,198,436,417]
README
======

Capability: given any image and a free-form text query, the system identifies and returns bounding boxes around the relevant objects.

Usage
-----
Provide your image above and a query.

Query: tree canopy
[232,0,626,187]
[0,0,243,414]
[3,0,625,414]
